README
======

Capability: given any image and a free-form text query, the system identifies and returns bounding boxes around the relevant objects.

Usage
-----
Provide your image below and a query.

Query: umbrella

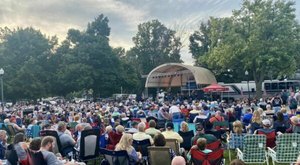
[202,84,229,93]
[202,84,229,101]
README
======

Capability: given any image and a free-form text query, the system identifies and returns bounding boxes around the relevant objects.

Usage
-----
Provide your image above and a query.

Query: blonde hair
[115,125,125,133]
[180,121,189,132]
[233,120,243,134]
[257,108,264,115]
[280,107,287,113]
[105,126,113,133]
[74,115,80,122]
[252,110,262,124]
[115,133,134,153]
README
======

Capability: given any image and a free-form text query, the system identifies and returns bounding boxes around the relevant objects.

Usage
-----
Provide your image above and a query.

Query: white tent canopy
[145,63,217,88]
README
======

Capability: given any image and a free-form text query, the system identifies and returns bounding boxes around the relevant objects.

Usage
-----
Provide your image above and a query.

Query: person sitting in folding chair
[209,111,225,131]
[187,138,212,161]
[191,123,217,145]
[115,133,142,164]
[254,119,276,148]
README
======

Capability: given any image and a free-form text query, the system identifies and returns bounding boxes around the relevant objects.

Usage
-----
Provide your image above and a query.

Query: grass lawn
[224,149,291,165]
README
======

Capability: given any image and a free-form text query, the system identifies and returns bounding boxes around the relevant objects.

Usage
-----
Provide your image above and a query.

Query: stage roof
[145,63,217,88]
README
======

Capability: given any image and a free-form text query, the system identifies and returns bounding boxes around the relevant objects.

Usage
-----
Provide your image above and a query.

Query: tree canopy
[189,0,300,97]
[0,14,140,100]
[127,20,182,75]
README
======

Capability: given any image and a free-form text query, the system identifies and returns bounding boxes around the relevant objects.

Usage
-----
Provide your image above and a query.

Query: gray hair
[138,122,146,132]
[57,121,66,132]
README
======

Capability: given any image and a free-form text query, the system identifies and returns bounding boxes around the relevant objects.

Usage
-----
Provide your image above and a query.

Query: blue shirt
[0,140,6,159]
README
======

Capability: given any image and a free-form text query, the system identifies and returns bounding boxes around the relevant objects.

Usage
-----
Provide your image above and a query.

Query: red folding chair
[131,118,142,123]
[193,140,221,151]
[190,148,224,165]
[257,129,276,148]
[106,131,123,150]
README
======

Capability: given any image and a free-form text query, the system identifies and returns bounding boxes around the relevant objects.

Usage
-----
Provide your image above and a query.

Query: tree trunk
[255,79,263,99]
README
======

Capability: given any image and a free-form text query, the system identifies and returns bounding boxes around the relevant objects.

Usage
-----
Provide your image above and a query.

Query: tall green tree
[127,20,182,75]
[192,0,300,97]
[54,14,139,97]
[0,27,57,100]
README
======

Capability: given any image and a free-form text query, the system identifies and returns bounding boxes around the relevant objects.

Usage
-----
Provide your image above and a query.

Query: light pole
[0,68,4,111]
[245,70,250,104]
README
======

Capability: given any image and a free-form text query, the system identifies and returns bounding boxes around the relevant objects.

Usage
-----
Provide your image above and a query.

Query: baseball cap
[166,122,174,129]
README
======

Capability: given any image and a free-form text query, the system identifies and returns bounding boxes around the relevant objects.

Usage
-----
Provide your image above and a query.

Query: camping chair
[74,128,100,164]
[190,148,224,165]
[173,118,183,133]
[26,128,32,139]
[40,130,65,156]
[5,124,16,140]
[31,125,41,138]
[148,146,172,165]
[165,139,180,155]
[267,133,300,165]
[192,139,221,151]
[99,148,130,165]
[174,122,180,133]
[257,129,276,148]
[236,134,269,165]
[27,149,47,165]
[213,121,229,131]
[133,139,151,163]
[178,130,194,150]
[131,118,142,123]
[227,133,245,162]
[188,123,196,133]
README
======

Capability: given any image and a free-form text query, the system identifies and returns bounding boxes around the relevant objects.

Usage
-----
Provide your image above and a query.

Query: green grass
[224,150,291,165]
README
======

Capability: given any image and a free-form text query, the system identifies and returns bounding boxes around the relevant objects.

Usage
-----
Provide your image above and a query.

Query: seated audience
[133,122,153,144]
[162,122,183,143]
[0,130,7,159]
[192,123,217,145]
[209,111,225,130]
[153,133,176,159]
[228,120,245,149]
[107,125,124,150]
[57,122,76,155]
[13,133,28,163]
[273,112,289,133]
[115,133,142,164]
[126,121,139,134]
[145,120,161,137]
[246,110,262,134]
[255,119,276,148]
[171,156,186,165]
[40,136,75,165]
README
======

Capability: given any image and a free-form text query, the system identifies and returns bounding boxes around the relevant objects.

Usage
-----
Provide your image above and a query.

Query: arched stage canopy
[145,63,217,89]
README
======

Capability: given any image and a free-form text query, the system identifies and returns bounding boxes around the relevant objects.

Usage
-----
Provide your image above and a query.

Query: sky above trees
[1,0,300,64]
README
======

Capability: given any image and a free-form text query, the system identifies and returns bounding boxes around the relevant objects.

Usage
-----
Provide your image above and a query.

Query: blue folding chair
[31,125,41,138]
[188,123,196,133]
[173,118,184,133]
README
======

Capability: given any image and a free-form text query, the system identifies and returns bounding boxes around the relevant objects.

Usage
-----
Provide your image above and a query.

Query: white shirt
[169,105,180,114]
[133,132,154,144]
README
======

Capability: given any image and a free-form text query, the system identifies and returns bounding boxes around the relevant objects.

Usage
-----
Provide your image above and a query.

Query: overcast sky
[1,0,300,64]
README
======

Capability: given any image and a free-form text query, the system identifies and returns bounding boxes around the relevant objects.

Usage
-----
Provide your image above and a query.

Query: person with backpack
[6,133,28,165]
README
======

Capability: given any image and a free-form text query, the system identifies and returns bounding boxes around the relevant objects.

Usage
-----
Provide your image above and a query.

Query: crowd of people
[0,90,300,164]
